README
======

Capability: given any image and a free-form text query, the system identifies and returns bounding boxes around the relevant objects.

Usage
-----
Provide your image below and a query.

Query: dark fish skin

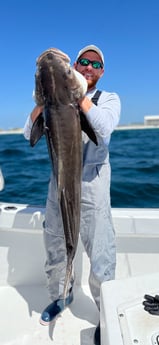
[30,48,98,147]
[45,103,82,299]
[30,48,83,298]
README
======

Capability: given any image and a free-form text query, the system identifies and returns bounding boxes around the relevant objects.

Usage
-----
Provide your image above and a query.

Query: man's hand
[31,105,43,123]
[143,294,159,315]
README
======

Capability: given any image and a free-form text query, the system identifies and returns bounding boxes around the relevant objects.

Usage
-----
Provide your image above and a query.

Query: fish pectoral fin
[79,111,98,145]
[30,113,44,147]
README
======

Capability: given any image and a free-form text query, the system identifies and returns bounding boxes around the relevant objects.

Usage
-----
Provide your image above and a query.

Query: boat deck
[0,284,99,345]
[1,203,159,344]
[0,202,99,345]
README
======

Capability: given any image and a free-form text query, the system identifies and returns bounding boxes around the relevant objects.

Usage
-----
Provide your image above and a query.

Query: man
[24,44,121,345]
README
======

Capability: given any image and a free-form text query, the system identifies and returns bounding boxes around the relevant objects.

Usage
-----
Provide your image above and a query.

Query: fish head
[35,48,87,106]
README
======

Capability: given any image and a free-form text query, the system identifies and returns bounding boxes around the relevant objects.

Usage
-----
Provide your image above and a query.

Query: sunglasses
[77,58,103,69]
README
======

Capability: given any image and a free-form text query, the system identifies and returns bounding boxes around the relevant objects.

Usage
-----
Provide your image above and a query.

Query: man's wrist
[78,96,93,113]
[31,105,43,123]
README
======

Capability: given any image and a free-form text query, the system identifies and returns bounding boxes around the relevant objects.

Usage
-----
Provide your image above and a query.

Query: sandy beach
[1,124,159,134]
[0,128,23,134]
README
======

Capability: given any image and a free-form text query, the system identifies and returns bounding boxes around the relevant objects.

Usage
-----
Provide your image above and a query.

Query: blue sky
[0,0,159,129]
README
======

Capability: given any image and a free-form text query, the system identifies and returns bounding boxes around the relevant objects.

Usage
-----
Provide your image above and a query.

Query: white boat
[0,168,4,191]
[1,170,159,345]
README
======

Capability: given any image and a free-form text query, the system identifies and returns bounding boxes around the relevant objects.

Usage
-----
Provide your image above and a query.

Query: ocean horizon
[1,123,159,134]
[1,128,159,208]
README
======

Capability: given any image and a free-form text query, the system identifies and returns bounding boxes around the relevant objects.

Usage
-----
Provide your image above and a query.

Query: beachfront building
[144,115,159,126]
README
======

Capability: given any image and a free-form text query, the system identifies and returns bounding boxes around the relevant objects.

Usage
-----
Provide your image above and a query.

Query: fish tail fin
[63,260,73,304]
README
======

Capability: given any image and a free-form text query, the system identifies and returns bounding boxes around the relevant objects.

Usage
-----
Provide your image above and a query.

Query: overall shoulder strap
[91,90,102,105]
[79,89,102,145]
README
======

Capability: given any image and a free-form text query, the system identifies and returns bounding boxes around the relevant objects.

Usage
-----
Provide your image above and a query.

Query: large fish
[30,48,97,299]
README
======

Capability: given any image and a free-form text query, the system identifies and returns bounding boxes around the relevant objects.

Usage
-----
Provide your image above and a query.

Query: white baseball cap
[76,44,104,65]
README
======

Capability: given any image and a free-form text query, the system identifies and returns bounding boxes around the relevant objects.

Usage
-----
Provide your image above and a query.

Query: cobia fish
[29,48,97,299]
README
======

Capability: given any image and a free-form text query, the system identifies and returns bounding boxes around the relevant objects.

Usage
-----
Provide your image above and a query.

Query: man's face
[74,51,104,91]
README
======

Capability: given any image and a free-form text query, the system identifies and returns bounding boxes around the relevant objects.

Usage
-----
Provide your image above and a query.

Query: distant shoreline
[0,124,159,135]
[0,129,23,135]
[116,124,159,130]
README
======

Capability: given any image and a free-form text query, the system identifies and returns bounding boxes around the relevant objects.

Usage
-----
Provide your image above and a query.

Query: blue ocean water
[0,128,159,208]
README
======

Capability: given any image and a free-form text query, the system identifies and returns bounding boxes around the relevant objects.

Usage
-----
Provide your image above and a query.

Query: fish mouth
[36,47,70,65]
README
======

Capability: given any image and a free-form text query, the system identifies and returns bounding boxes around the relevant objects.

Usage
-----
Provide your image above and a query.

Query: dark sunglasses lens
[92,61,102,69]
[78,58,103,69]
[79,58,89,66]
